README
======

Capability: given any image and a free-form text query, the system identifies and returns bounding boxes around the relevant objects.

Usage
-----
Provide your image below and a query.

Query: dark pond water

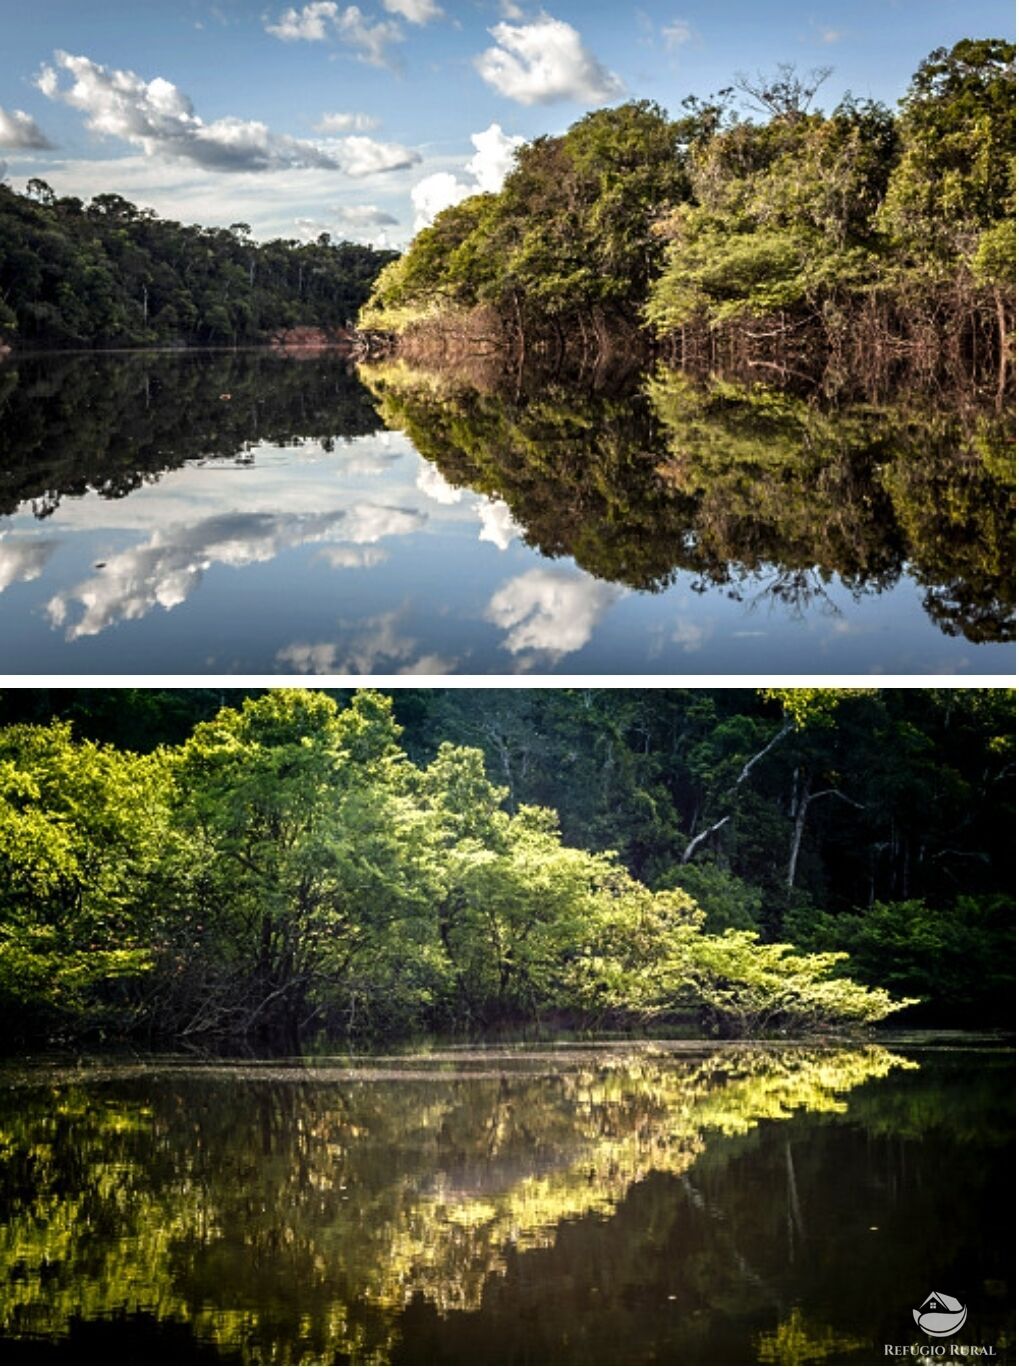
[0,350,1013,675]
[0,1040,1013,1365]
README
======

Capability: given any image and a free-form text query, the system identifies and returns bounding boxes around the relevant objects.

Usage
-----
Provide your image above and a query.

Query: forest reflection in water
[0,348,1013,672]
[362,357,1014,646]
[0,1042,1013,1366]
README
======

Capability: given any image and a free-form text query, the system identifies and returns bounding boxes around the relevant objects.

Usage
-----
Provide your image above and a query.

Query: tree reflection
[361,361,1014,644]
[0,350,382,519]
[0,1045,916,1363]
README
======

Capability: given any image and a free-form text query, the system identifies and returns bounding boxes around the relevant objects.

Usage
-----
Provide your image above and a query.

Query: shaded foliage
[0,184,396,347]
[0,688,1012,1035]
[0,689,926,1047]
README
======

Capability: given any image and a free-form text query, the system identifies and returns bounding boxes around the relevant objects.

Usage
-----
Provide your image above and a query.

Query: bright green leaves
[879,40,1015,261]
[0,722,169,1028]
[4,689,987,1043]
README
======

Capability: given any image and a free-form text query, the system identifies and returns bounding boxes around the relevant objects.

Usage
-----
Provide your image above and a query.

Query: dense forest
[360,40,1015,376]
[0,181,396,347]
[0,687,1012,1049]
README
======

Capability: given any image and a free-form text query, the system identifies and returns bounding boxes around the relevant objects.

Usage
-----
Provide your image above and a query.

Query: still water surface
[0,1040,1013,1364]
[0,350,1013,674]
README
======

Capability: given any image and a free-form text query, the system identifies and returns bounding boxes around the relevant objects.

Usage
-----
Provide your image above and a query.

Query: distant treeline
[360,39,1015,373]
[0,687,1013,1047]
[0,182,397,347]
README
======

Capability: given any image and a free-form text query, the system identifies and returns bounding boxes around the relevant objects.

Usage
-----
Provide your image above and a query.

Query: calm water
[0,1040,1013,1365]
[0,350,1013,674]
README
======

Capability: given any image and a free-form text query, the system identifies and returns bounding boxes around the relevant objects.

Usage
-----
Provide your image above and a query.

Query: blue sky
[0,0,1014,243]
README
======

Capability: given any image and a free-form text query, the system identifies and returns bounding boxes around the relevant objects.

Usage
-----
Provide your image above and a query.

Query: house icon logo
[913,1291,968,1338]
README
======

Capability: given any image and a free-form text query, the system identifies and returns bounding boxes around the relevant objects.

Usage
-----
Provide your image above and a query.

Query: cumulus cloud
[334,203,398,226]
[315,111,379,132]
[330,134,420,176]
[266,3,404,67]
[381,0,443,22]
[342,503,425,541]
[319,545,389,568]
[266,0,338,40]
[662,19,693,50]
[410,121,522,228]
[416,464,464,504]
[45,502,423,639]
[33,51,419,177]
[278,618,458,674]
[475,16,623,106]
[0,537,58,593]
[294,203,399,244]
[0,106,54,150]
[477,498,519,551]
[486,567,620,659]
[465,121,524,192]
[35,50,331,171]
[411,170,472,229]
[277,607,433,674]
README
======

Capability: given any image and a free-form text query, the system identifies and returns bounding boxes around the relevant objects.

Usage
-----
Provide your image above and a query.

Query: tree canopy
[359,40,1014,369]
[1,687,1012,1046]
[0,184,396,347]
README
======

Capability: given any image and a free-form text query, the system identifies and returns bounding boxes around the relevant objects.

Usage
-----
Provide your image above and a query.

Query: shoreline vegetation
[0,182,395,352]
[2,42,1013,401]
[356,40,1015,395]
[1,688,1013,1052]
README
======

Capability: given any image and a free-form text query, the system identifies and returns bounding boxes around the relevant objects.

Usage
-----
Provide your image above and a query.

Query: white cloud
[416,464,464,504]
[277,607,418,673]
[498,0,524,17]
[330,134,420,176]
[475,16,623,106]
[343,503,425,541]
[276,613,458,672]
[315,111,379,132]
[0,536,58,592]
[333,203,398,226]
[33,51,419,178]
[381,0,443,23]
[0,106,54,150]
[295,202,399,243]
[266,0,338,40]
[398,652,457,674]
[477,498,519,550]
[266,3,404,67]
[45,501,423,639]
[486,567,620,659]
[410,122,522,228]
[7,153,418,243]
[35,50,337,171]
[411,169,472,228]
[662,19,693,50]
[465,121,524,192]
[319,545,389,568]
[672,620,706,652]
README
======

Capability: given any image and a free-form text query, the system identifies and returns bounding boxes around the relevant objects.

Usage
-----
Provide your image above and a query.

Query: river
[0,349,1013,674]
[0,1037,1012,1364]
